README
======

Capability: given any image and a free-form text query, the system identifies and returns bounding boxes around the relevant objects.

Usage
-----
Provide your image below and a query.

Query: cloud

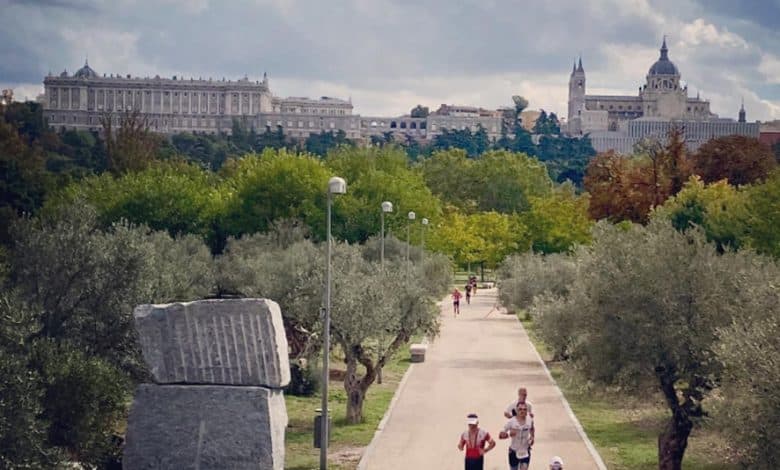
[1,0,778,121]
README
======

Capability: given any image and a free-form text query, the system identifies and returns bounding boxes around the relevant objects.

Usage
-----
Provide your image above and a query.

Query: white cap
[466,413,479,425]
[550,456,564,469]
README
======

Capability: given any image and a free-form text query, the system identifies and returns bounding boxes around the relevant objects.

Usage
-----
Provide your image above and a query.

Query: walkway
[358,288,604,470]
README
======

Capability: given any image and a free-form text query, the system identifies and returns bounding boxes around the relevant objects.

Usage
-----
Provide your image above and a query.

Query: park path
[357,288,605,470]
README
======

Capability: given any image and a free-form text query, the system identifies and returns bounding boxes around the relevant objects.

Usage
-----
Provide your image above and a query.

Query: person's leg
[518,451,530,470]
[508,451,519,470]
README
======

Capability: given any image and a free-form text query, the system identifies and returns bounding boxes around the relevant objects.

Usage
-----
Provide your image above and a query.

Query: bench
[410,344,428,363]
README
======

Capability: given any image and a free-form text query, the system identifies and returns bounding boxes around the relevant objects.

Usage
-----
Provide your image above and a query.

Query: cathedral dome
[648,38,679,76]
[74,60,98,79]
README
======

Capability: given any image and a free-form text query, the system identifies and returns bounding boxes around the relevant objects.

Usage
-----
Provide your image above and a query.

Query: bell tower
[568,57,586,131]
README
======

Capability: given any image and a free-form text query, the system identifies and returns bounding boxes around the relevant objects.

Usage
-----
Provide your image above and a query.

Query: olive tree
[329,243,440,423]
[716,255,780,467]
[543,220,765,469]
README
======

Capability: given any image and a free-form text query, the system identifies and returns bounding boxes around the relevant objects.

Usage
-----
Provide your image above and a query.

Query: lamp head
[422,218,429,225]
[328,176,347,194]
[408,211,416,220]
[381,201,393,213]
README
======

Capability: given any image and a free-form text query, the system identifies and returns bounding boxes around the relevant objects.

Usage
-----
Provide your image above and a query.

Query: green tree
[326,146,442,243]
[522,184,592,253]
[420,149,478,212]
[473,150,552,213]
[743,169,780,257]
[410,105,429,118]
[220,148,331,241]
[305,129,353,157]
[538,220,764,469]
[651,176,748,251]
[101,110,162,175]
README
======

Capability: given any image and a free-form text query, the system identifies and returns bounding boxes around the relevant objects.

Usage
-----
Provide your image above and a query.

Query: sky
[2,0,780,122]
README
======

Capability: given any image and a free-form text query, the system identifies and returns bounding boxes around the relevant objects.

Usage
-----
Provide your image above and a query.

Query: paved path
[358,288,605,470]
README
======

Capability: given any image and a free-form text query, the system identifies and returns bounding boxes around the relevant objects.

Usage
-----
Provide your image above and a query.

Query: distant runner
[452,288,463,316]
[465,282,472,304]
[457,413,496,470]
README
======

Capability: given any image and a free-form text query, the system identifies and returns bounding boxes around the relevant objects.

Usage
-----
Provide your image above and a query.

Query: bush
[287,361,321,397]
[496,252,577,315]
[33,340,129,467]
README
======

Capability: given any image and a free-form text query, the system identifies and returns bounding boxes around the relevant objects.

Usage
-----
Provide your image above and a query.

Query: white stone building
[566,39,759,152]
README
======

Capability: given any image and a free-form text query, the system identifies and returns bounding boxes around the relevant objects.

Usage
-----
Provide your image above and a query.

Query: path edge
[517,319,608,470]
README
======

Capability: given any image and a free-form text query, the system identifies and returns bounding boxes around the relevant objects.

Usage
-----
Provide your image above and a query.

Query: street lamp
[380,201,393,269]
[406,211,416,269]
[421,218,429,264]
[321,176,346,470]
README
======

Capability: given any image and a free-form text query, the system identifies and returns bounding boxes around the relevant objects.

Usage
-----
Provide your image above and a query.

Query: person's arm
[457,435,465,451]
[498,422,510,439]
[529,419,535,447]
[483,435,496,454]
[503,402,513,419]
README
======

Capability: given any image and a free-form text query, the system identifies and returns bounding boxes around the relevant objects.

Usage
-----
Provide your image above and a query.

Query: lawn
[520,318,738,470]
[284,348,413,470]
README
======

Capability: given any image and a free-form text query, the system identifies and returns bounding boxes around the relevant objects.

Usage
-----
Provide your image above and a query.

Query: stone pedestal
[123,385,287,470]
[410,344,427,363]
[124,299,290,470]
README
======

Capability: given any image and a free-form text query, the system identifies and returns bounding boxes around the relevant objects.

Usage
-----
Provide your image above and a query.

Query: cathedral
[565,38,757,152]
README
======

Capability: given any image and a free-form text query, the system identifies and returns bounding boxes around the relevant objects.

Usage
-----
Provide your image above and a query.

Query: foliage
[305,129,353,157]
[326,146,442,243]
[33,340,128,467]
[532,110,561,135]
[54,161,222,243]
[219,148,330,241]
[419,149,479,211]
[522,184,592,253]
[426,208,529,269]
[534,220,774,468]
[651,176,748,251]
[0,291,57,469]
[716,264,780,467]
[475,150,553,213]
[430,126,490,157]
[410,105,429,118]
[743,169,780,258]
[328,244,439,423]
[691,135,777,186]
[496,251,577,313]
[101,110,163,175]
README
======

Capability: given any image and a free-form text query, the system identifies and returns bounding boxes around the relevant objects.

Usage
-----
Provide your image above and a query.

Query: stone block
[123,384,287,470]
[410,343,427,363]
[134,299,290,387]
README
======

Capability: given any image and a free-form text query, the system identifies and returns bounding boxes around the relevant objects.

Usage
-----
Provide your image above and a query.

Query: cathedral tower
[568,57,586,125]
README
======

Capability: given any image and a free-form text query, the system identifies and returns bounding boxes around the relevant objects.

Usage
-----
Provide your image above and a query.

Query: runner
[503,387,534,419]
[465,282,472,305]
[549,456,564,469]
[457,413,496,470]
[452,288,462,316]
[498,403,534,470]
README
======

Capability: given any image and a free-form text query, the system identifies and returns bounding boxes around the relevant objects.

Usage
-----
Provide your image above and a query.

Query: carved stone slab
[134,299,290,387]
[123,384,287,470]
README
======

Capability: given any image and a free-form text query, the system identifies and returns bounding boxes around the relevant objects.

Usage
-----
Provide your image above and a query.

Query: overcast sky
[2,0,779,122]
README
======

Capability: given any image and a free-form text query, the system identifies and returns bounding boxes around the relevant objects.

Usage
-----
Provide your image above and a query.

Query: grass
[519,317,738,470]
[284,348,413,470]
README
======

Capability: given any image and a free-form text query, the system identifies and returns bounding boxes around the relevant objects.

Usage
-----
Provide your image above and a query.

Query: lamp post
[321,176,346,470]
[380,201,393,269]
[406,211,416,272]
[421,218,428,265]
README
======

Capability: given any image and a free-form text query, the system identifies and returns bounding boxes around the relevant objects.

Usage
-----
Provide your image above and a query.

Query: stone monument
[123,299,290,469]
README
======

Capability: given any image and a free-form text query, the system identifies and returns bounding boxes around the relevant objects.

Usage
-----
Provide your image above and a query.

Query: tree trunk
[658,413,692,470]
[376,366,383,384]
[657,368,693,470]
[344,355,370,424]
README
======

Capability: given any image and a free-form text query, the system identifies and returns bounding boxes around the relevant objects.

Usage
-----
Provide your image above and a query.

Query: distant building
[42,60,359,139]
[759,120,780,148]
[566,39,759,153]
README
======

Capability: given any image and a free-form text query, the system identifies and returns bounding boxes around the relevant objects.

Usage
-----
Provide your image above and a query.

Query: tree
[304,129,353,157]
[219,148,331,241]
[691,135,776,186]
[410,105,429,118]
[716,260,780,467]
[420,149,479,212]
[101,109,161,175]
[743,169,780,257]
[328,244,442,423]
[537,220,765,469]
[651,176,748,251]
[532,110,560,135]
[473,150,552,213]
[325,146,442,243]
[522,184,592,253]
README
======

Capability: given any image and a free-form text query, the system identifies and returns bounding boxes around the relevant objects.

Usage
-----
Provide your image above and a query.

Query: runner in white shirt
[503,387,534,419]
[498,403,534,470]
